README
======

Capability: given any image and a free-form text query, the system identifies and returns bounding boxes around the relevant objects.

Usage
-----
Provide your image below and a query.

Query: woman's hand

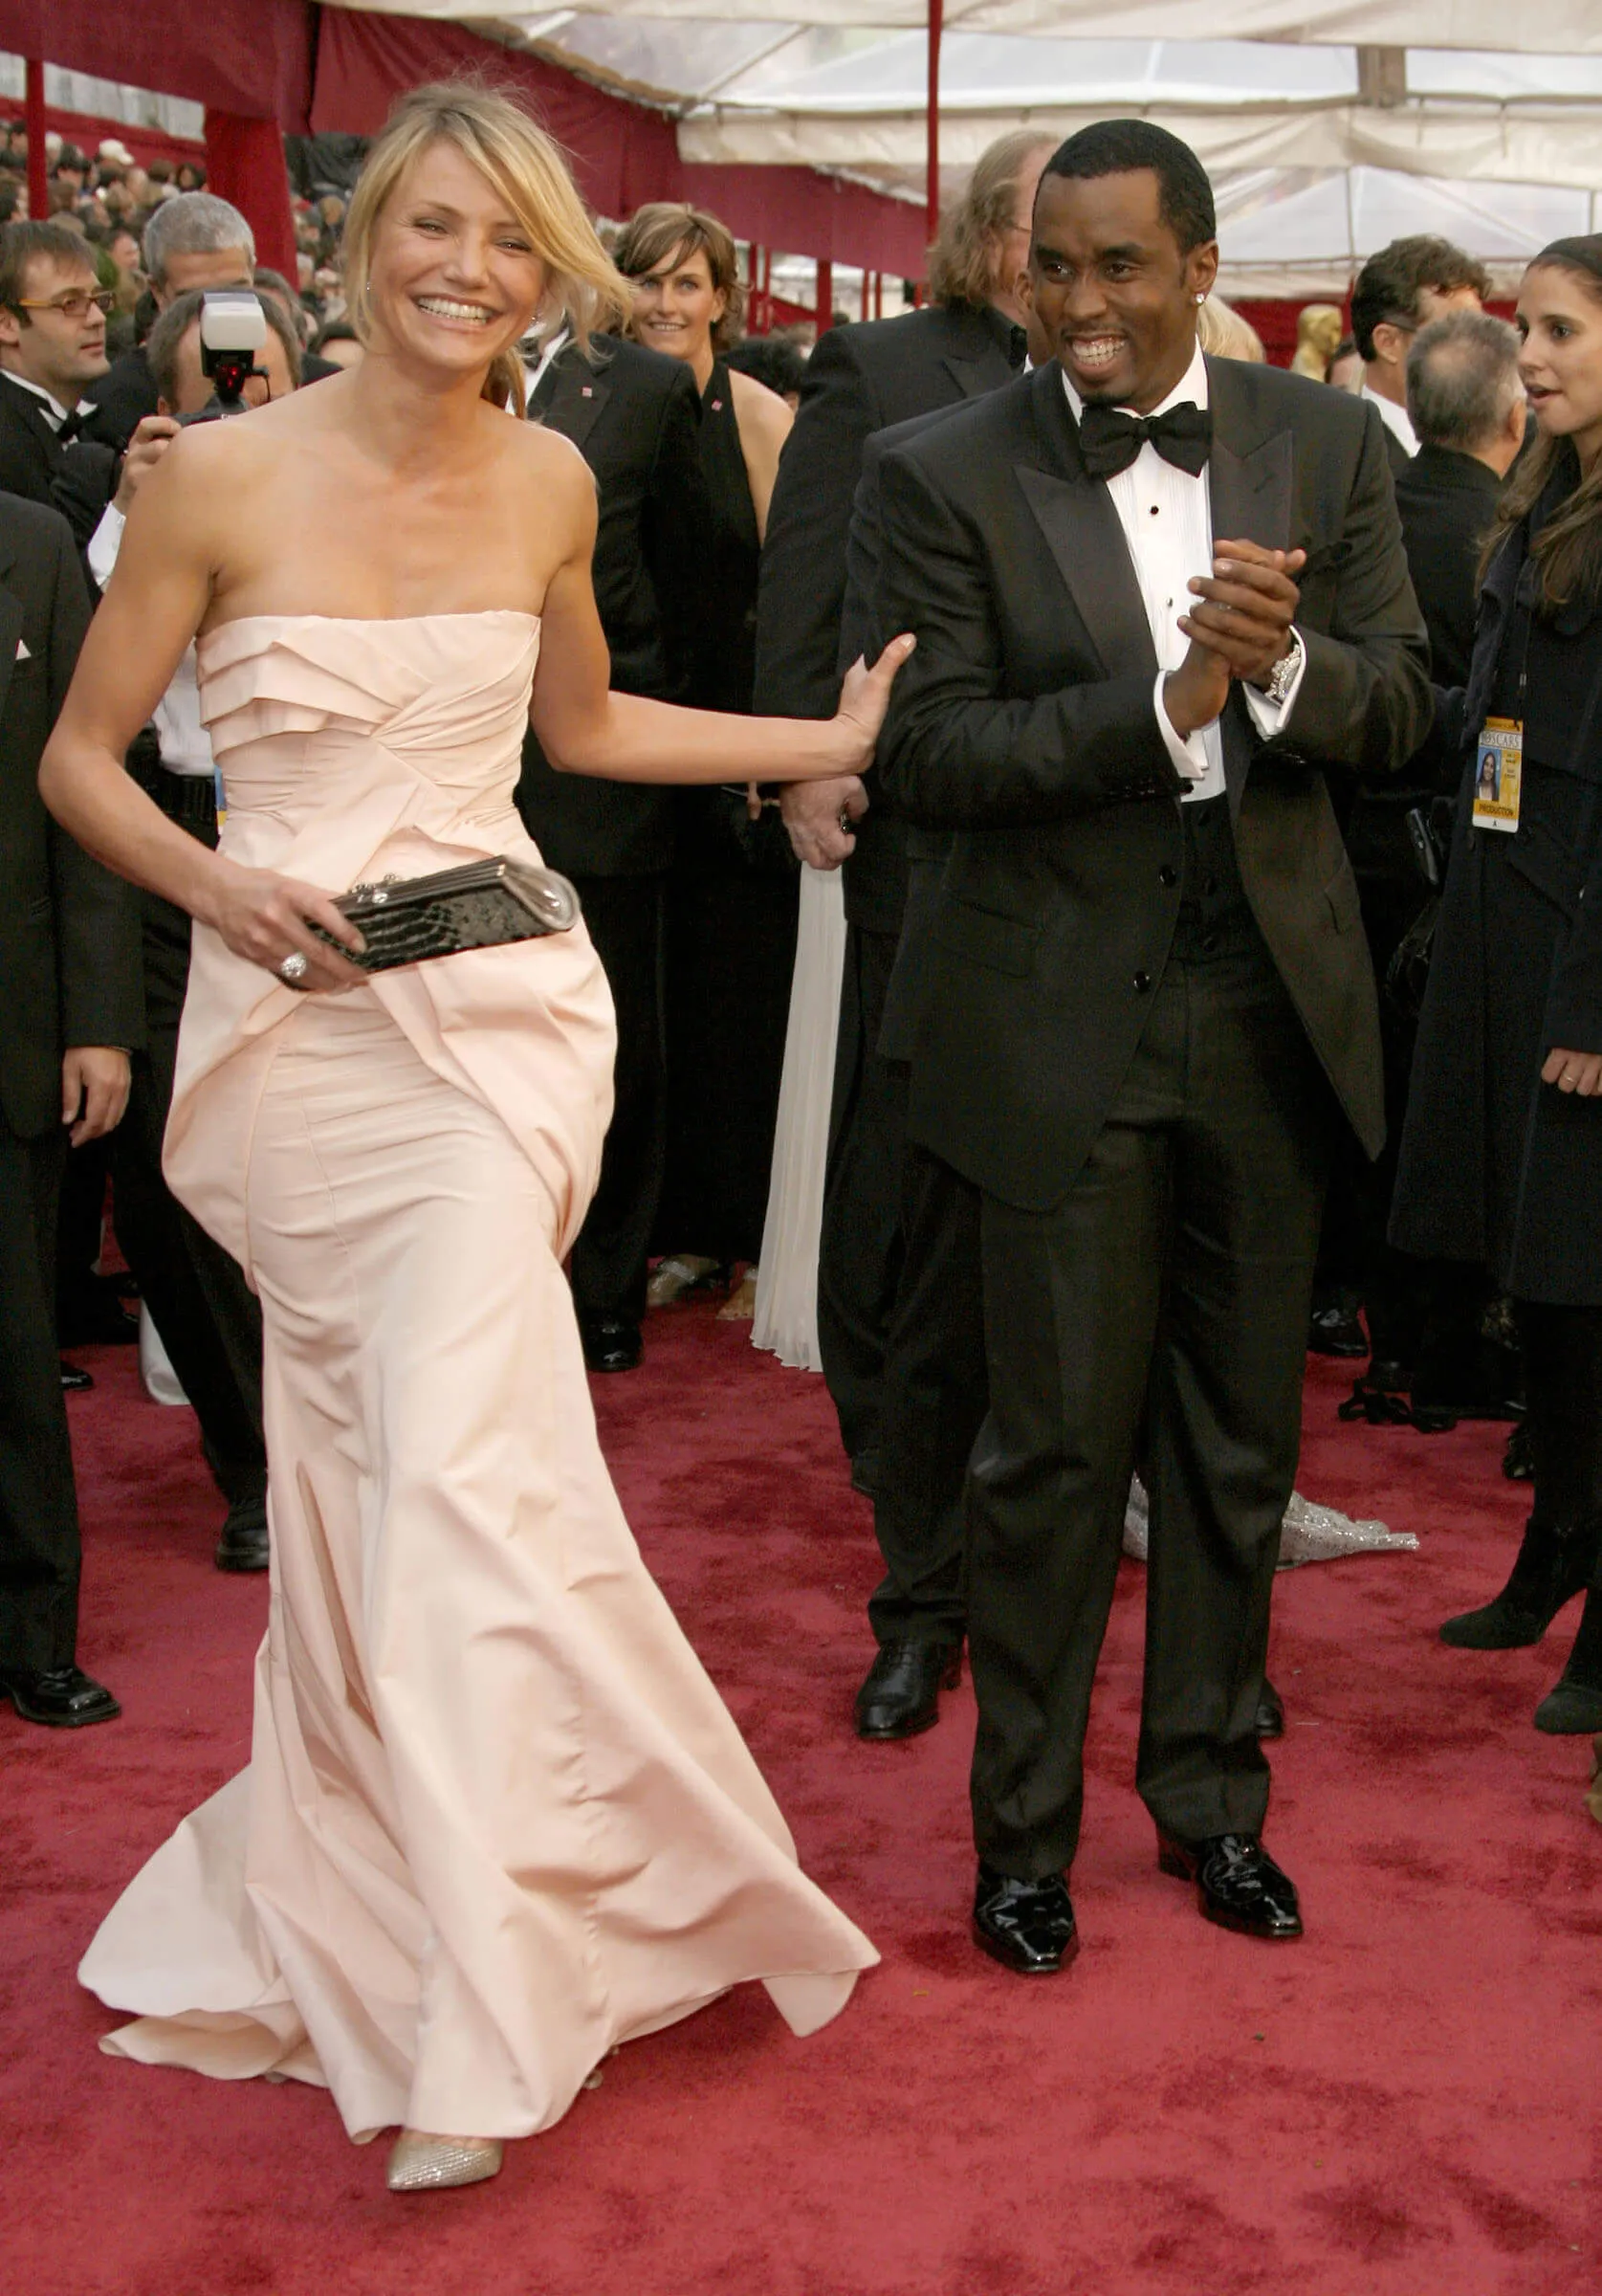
[201,859,368,992]
[1542,1048,1602,1096]
[830,634,916,773]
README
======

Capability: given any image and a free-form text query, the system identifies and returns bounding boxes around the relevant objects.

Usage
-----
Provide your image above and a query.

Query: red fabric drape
[312,11,683,222]
[0,0,313,126]
[203,110,298,283]
[682,165,927,280]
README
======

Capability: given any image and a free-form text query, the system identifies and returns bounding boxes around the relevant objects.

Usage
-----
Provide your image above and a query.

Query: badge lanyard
[1471,586,1529,837]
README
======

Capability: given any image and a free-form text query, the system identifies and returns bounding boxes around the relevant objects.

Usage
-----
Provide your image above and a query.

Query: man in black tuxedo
[757,129,1050,1738]
[516,328,713,1371]
[0,221,119,548]
[873,121,1429,1973]
[0,493,142,1726]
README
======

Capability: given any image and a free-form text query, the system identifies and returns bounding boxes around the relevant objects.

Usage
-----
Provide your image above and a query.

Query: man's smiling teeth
[1072,337,1124,366]
[417,297,494,323]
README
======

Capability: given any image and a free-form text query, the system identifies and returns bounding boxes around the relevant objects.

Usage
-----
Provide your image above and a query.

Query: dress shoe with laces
[972,1863,1079,1976]
[1255,1676,1285,1739]
[853,1638,961,1739]
[0,1664,121,1728]
[1308,1302,1368,1358]
[1157,1829,1303,1939]
[215,1494,270,1574]
[580,1318,643,1374]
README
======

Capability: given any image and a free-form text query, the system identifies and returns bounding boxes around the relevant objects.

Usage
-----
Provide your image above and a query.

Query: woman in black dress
[614,203,795,1317]
[1394,235,1602,1735]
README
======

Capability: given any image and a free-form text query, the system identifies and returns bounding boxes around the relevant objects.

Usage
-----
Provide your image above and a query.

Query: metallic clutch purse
[311,857,582,973]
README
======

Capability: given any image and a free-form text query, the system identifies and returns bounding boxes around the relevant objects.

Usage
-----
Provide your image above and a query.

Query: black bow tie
[1077,400,1212,481]
[55,408,85,446]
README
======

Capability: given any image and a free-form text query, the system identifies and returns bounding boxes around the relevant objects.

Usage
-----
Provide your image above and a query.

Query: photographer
[80,194,255,452]
[82,289,298,1574]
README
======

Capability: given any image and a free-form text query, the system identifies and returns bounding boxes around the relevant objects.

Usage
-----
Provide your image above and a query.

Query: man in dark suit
[873,121,1430,1973]
[1344,308,1526,1399]
[0,220,119,548]
[516,328,714,1371]
[0,493,143,1726]
[1350,234,1490,485]
[757,129,1050,1738]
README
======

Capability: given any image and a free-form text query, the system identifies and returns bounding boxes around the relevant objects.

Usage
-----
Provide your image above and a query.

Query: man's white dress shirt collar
[3,370,79,430]
[1361,381,1416,458]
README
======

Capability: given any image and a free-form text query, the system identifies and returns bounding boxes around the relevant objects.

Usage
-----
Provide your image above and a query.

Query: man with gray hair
[1399,307,1525,686]
[82,191,255,450]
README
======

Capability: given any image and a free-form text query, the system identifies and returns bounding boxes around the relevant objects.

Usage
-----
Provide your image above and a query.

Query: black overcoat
[1392,492,1602,1304]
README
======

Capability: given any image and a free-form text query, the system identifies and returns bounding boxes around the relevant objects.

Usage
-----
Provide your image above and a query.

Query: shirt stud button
[1133,970,1152,994]
[1158,866,1177,888]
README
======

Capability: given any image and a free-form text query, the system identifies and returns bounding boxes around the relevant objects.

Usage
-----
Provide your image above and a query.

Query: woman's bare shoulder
[727,365,794,446]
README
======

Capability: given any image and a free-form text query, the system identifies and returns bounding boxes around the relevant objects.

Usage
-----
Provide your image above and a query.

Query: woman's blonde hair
[340,79,632,415]
[612,203,744,352]
[1195,294,1265,364]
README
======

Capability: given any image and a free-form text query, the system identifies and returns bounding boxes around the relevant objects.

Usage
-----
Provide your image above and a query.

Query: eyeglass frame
[11,288,116,321]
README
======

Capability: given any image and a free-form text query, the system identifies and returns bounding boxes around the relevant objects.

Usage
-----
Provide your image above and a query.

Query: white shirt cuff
[1242,628,1307,739]
[86,501,124,591]
[1152,668,1213,784]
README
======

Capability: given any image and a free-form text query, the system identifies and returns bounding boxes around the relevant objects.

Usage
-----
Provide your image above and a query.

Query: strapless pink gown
[78,614,875,2144]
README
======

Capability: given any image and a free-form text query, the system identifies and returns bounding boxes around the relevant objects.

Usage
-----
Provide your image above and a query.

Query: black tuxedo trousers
[971,812,1336,1874]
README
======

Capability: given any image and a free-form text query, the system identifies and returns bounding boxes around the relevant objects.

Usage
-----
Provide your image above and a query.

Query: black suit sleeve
[641,363,716,707]
[49,442,119,553]
[872,449,1183,830]
[1282,403,1432,780]
[755,326,882,719]
[41,517,143,1052]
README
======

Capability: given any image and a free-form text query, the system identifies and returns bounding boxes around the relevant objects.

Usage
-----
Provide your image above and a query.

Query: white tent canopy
[327,6,1602,289]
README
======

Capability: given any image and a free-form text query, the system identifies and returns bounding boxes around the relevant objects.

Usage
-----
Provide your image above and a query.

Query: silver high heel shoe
[385,2131,504,2193]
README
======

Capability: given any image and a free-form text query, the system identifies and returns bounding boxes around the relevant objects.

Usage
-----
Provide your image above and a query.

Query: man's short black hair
[1039,121,1216,254]
[1350,235,1492,363]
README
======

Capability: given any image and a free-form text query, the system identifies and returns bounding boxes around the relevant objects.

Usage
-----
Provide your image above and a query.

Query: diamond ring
[278,951,309,984]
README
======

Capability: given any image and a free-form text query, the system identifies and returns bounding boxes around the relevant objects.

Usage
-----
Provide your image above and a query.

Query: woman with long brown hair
[613,204,798,1316]
[42,85,905,2193]
[1394,236,1602,1741]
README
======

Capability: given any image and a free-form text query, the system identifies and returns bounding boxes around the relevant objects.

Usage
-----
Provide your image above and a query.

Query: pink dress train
[77,613,876,2143]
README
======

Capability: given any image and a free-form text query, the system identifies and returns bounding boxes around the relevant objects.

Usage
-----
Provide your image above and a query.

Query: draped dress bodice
[171,612,615,1272]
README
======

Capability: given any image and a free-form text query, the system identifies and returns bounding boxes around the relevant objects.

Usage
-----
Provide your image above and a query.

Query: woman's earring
[1196,292,1206,305]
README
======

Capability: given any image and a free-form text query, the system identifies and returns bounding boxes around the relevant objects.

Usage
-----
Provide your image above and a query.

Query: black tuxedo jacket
[756,300,1022,934]
[1394,443,1502,691]
[0,493,143,1139]
[0,372,118,552]
[515,336,713,878]
[80,343,157,453]
[873,356,1432,1211]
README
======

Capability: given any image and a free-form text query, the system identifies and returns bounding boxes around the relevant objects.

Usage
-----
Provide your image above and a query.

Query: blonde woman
[45,84,903,2193]
[615,205,800,1317]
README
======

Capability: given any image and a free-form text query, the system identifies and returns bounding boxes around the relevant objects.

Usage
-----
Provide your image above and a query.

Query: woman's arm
[728,367,792,543]
[531,459,911,782]
[40,429,364,992]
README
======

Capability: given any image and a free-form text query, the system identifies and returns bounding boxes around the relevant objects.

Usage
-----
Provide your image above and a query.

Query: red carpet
[4,1304,1598,2295]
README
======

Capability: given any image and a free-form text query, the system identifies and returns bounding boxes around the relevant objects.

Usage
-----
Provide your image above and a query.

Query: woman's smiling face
[366,139,548,381]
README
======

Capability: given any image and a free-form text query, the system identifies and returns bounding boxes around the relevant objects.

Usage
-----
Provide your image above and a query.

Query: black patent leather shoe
[853,1638,961,1740]
[1255,1677,1285,1739]
[59,1358,94,1392]
[1308,1304,1368,1358]
[215,1494,270,1574]
[581,1318,643,1374]
[973,1863,1079,1976]
[0,1664,121,1728]
[1157,1830,1303,1939]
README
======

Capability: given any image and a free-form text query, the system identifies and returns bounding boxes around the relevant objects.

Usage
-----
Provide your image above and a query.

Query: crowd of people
[2,79,1600,2193]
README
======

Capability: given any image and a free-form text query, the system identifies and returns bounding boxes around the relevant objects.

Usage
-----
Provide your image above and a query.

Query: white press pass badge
[1471,718,1523,833]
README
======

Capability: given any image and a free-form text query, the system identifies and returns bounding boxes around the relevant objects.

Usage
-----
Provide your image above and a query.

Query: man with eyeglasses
[1350,235,1489,482]
[0,220,118,548]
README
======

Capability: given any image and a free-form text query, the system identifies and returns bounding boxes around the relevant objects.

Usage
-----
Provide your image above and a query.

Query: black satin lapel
[1205,357,1292,551]
[942,353,998,401]
[538,366,609,452]
[1015,464,1155,682]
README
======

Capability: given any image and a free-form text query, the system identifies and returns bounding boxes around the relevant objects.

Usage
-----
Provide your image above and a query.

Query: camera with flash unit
[179,289,271,424]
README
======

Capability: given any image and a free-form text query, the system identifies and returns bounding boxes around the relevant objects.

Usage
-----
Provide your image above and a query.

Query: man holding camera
[81,193,257,453]
[83,289,298,1574]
